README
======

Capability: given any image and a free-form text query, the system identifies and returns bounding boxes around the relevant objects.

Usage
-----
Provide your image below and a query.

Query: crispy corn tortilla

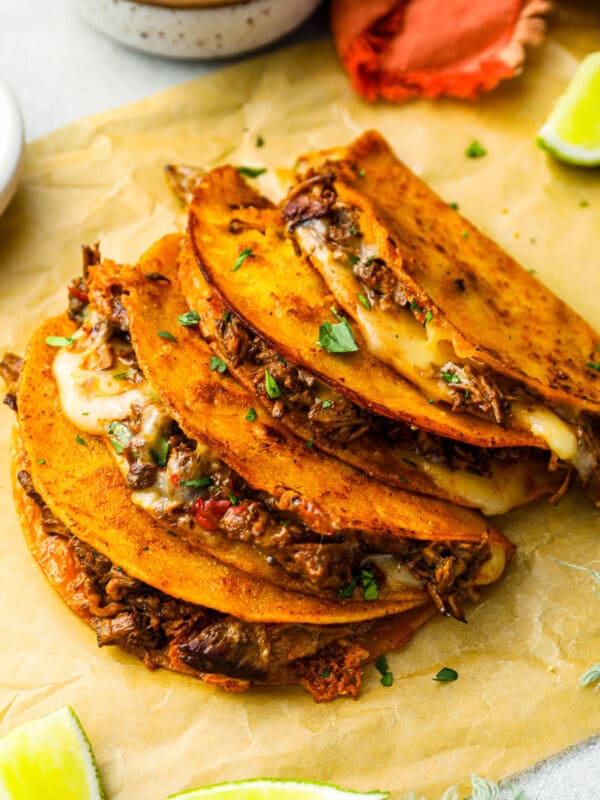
[16,315,432,624]
[177,234,563,514]
[12,432,437,693]
[188,165,543,450]
[308,130,600,414]
[123,235,513,572]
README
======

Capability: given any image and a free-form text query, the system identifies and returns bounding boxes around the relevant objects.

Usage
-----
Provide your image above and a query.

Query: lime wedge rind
[537,51,600,167]
[167,778,389,800]
[0,706,105,800]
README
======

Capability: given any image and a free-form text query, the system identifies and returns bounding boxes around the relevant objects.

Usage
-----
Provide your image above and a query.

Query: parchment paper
[1,5,599,798]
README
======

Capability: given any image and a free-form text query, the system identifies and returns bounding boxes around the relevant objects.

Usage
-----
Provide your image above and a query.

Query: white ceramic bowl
[73,0,323,60]
[0,80,24,218]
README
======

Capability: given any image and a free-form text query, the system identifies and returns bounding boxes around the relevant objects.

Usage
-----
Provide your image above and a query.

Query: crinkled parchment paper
[0,5,599,799]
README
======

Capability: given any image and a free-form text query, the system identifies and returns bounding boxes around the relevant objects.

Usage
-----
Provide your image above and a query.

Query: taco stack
[5,131,597,701]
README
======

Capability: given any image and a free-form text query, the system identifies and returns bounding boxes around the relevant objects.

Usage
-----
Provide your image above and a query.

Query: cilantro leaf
[157,330,178,342]
[236,166,267,178]
[245,407,257,421]
[317,311,359,354]
[210,356,227,374]
[465,140,487,158]
[178,310,200,326]
[45,336,74,348]
[180,477,213,488]
[264,369,281,399]
[232,248,253,272]
[434,667,458,682]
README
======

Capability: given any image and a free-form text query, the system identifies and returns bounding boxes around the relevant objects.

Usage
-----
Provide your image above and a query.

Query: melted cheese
[53,346,147,434]
[296,220,581,467]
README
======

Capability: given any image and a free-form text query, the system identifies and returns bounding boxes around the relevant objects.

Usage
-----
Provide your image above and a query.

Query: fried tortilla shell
[124,234,513,589]
[177,233,563,515]
[16,315,432,624]
[12,434,435,700]
[296,130,600,416]
[187,165,541,451]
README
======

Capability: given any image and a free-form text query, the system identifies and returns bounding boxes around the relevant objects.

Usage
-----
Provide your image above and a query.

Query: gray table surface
[1,1,598,797]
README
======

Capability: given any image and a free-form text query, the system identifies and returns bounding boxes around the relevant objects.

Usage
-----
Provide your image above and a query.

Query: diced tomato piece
[170,473,180,487]
[193,498,232,530]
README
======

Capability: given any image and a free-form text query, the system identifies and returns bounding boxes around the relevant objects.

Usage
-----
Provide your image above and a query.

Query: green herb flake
[232,248,253,272]
[424,310,433,326]
[402,457,417,467]
[375,655,389,676]
[349,226,360,236]
[305,438,314,449]
[360,568,379,600]
[37,459,46,465]
[222,310,231,323]
[236,166,267,178]
[320,668,332,678]
[45,336,74,348]
[75,435,88,447]
[337,577,357,599]
[151,437,170,468]
[112,370,132,381]
[81,411,90,416]
[349,254,360,265]
[157,330,178,343]
[180,477,213,488]
[255,135,265,148]
[358,293,371,310]
[264,369,281,399]
[317,311,359,354]
[245,407,258,422]
[586,361,600,372]
[107,421,132,448]
[448,202,459,210]
[380,672,393,687]
[460,230,469,239]
[210,356,228,374]
[441,371,460,384]
[358,168,366,177]
[427,398,435,404]
[321,399,333,409]
[110,439,124,454]
[465,140,487,158]
[434,667,458,682]
[228,492,238,505]
[178,310,201,327]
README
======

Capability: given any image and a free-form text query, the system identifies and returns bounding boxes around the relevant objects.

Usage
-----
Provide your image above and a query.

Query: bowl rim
[0,79,24,218]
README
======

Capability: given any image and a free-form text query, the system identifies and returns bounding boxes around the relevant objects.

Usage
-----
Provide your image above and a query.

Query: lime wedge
[537,52,600,166]
[167,779,389,800]
[0,706,105,800]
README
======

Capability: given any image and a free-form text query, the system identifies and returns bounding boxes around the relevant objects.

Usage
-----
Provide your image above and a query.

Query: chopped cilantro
[110,439,124,454]
[228,492,238,505]
[37,459,46,465]
[321,399,333,409]
[380,672,393,687]
[45,336,74,348]
[465,140,487,158]
[586,362,600,372]
[222,310,231,323]
[210,356,227,374]
[107,421,131,448]
[460,231,469,239]
[232,248,253,272]
[151,437,169,468]
[236,166,267,178]
[349,254,359,265]
[157,330,178,343]
[178,310,200,326]
[410,299,422,313]
[424,310,433,326]
[441,371,460,384]
[245,407,257,421]
[337,577,357,599]
[448,202,459,210]
[349,226,360,236]
[255,135,265,148]
[320,668,332,678]
[360,568,379,600]
[180,477,213,488]
[317,309,359,354]
[75,435,88,447]
[434,667,458,682]
[375,655,389,676]
[264,369,281,399]
[112,370,133,380]
[81,411,90,416]
[305,438,314,449]
[358,293,371,310]
[358,168,366,177]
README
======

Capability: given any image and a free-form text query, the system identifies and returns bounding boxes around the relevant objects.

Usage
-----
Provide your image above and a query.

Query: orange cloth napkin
[331,0,552,102]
